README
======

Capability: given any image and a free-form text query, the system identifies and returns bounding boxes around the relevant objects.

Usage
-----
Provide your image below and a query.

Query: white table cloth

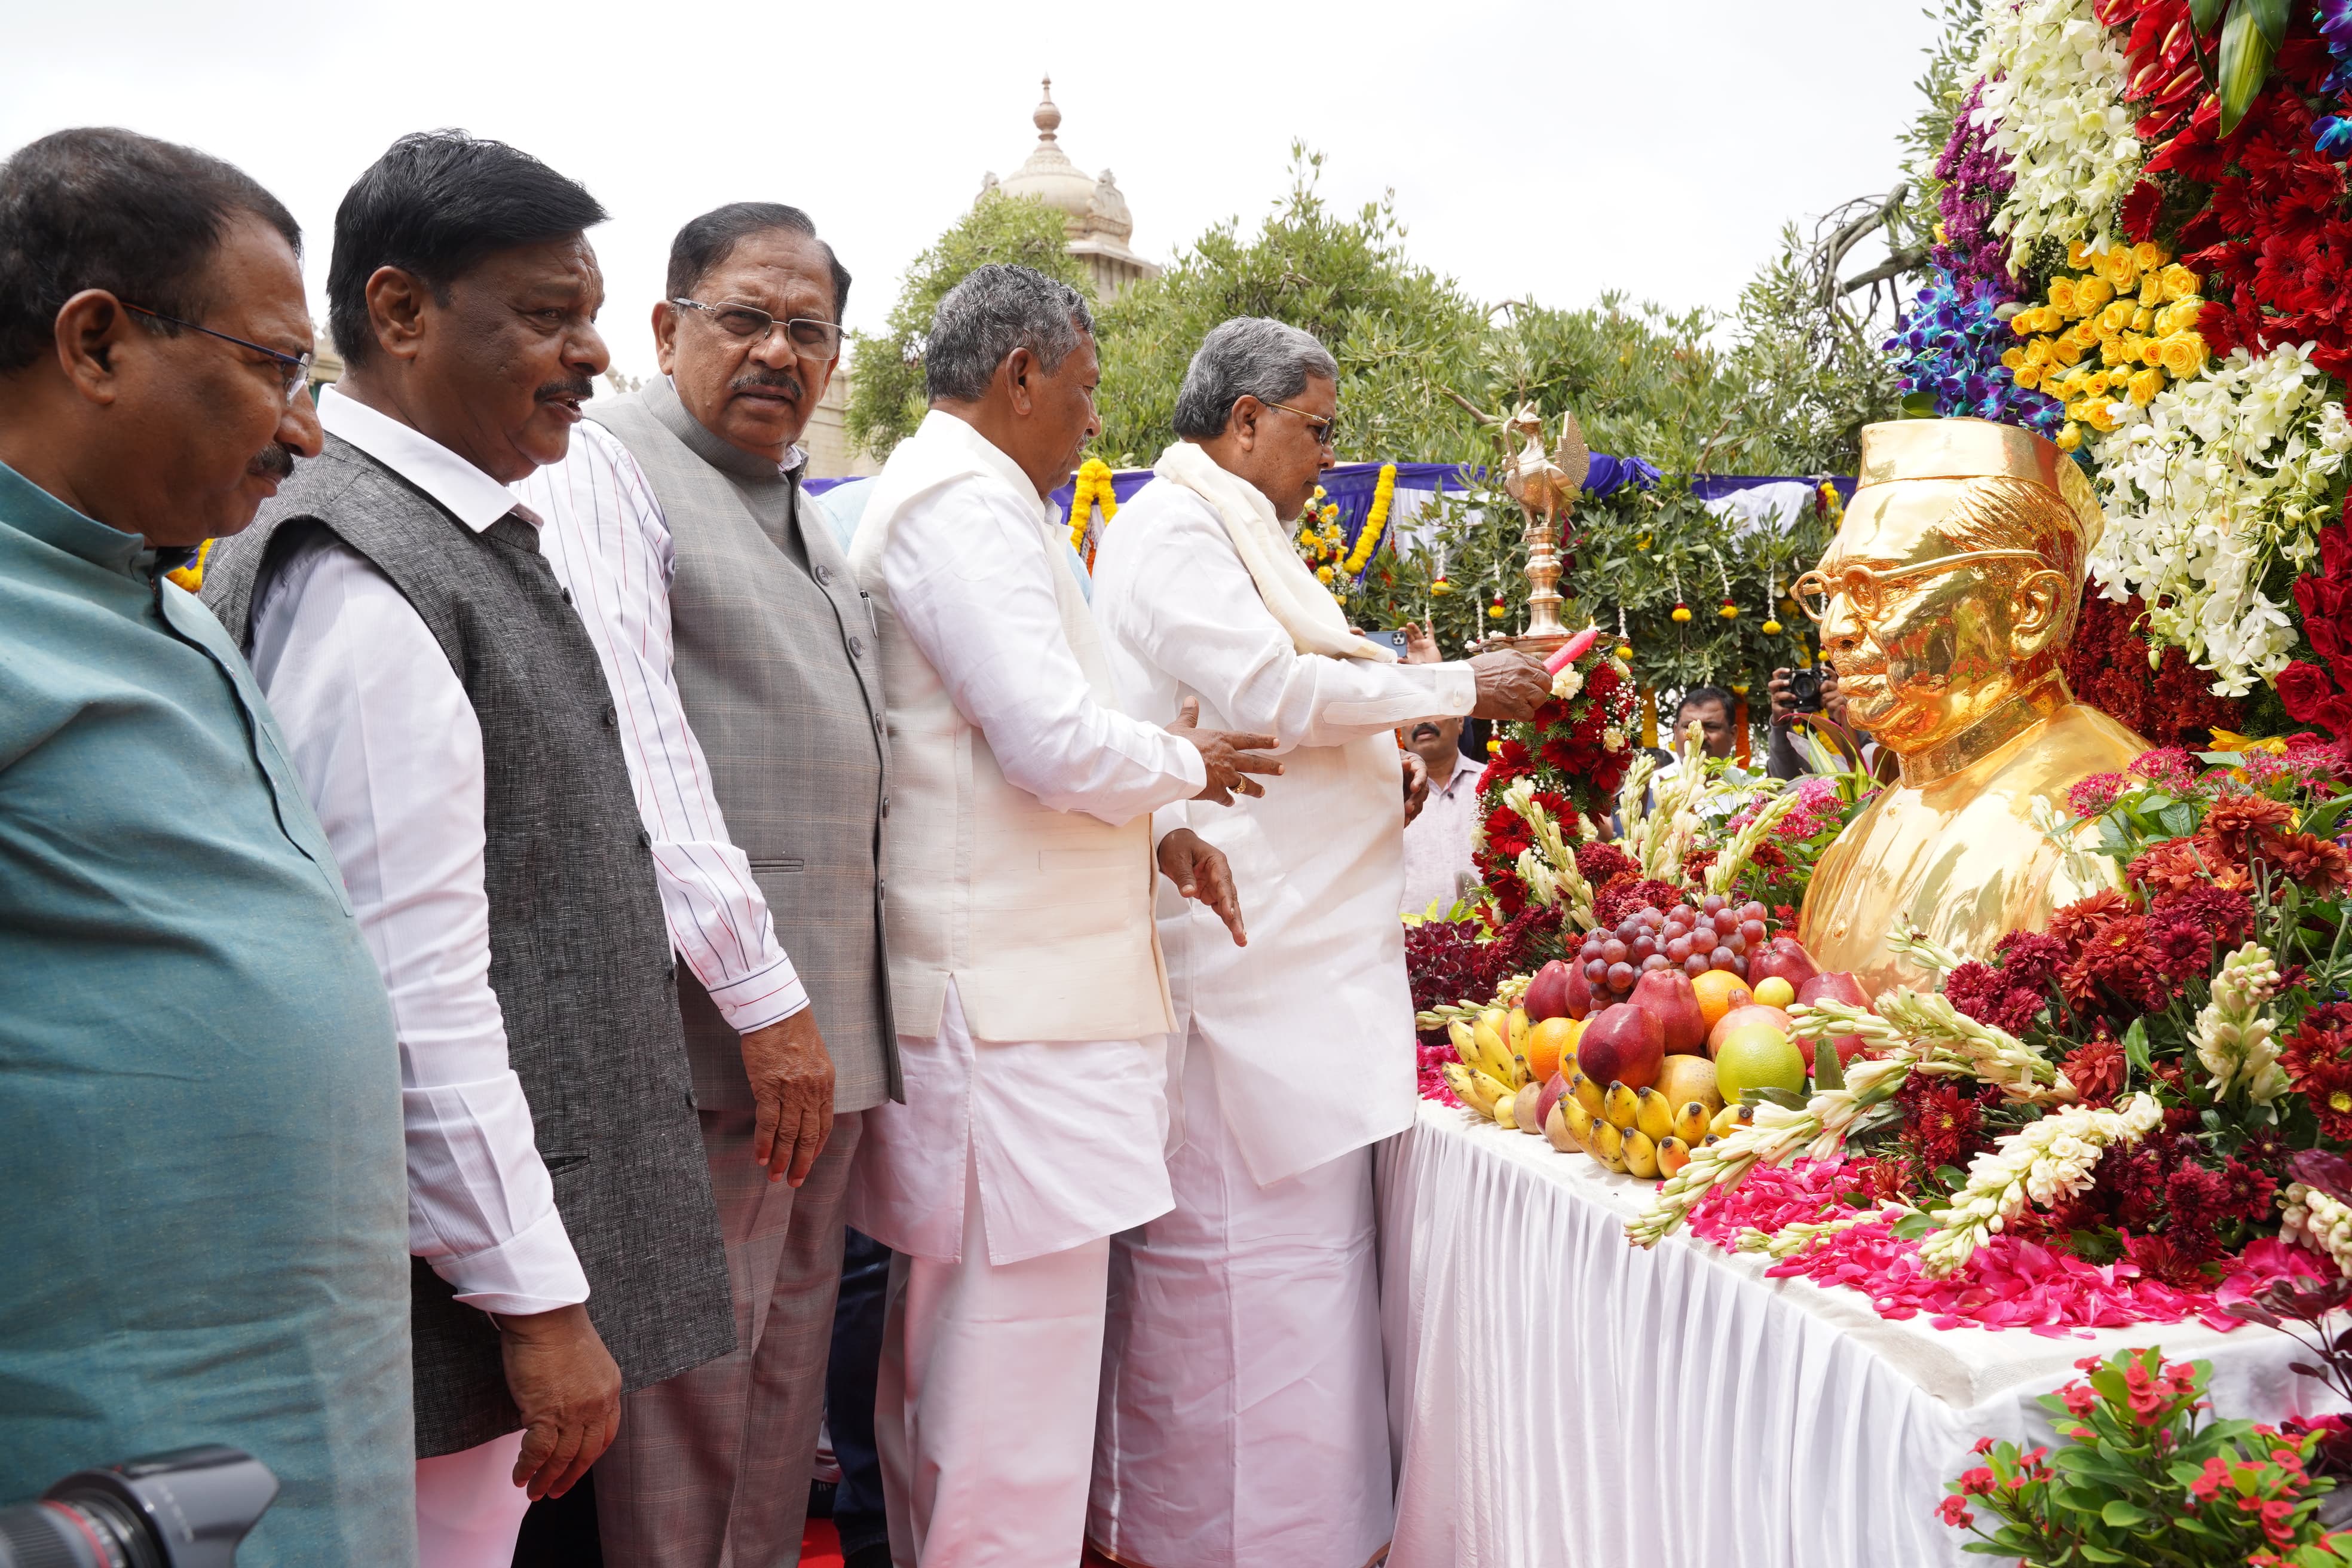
[1378,1101,2339,1567]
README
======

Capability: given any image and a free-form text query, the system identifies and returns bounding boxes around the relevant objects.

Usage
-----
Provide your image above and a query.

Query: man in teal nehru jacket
[0,130,414,1563]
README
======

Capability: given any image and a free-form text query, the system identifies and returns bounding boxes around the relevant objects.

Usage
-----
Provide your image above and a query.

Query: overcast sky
[2,1,1947,381]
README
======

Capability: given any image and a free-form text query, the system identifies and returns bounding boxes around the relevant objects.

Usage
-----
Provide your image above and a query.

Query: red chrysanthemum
[2281,1003,2352,1143]
[2062,1031,2129,1107]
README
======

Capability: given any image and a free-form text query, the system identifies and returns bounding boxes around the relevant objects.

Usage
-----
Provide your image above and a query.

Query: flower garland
[1065,458,1118,565]
[2089,341,2352,695]
[1343,463,1396,576]
[1294,483,1345,586]
[1973,0,2142,265]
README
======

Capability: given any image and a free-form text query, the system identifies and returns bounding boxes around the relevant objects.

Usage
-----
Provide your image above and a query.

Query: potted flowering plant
[1941,1348,2340,1564]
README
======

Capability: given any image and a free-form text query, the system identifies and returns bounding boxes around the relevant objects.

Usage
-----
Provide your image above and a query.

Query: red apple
[1561,959,1594,1021]
[1747,935,1820,994]
[1795,972,1872,1068]
[1537,1071,1570,1129]
[1524,960,1576,1023]
[1628,967,1708,1055]
[1575,1003,1665,1093]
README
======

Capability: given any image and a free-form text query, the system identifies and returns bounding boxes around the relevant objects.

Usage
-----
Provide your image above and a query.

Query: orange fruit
[1527,1016,1576,1082]
[1690,969,1753,1033]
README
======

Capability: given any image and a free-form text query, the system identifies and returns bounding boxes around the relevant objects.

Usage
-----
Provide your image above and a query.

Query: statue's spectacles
[1791,550,2048,624]
[121,302,314,405]
[670,298,842,359]
[1261,400,1339,450]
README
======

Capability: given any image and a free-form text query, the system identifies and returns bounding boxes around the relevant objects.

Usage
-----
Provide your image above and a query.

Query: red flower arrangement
[1471,636,1637,917]
[2115,0,2352,379]
[2061,589,2249,748]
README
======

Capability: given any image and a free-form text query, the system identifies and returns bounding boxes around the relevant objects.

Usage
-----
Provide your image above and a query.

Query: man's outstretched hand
[1467,649,1551,721]
[1168,697,1283,805]
[1157,826,1246,946]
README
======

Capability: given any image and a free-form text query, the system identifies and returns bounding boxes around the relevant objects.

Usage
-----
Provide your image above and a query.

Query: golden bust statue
[1797,418,2149,997]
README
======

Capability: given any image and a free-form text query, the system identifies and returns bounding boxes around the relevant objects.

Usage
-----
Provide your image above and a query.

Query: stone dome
[978,76,1159,297]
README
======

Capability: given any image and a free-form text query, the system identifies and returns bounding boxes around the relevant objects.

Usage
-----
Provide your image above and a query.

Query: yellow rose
[2133,241,2167,272]
[2082,399,2121,434]
[2160,264,2200,302]
[2035,305,2067,334]
[2014,363,2043,390]
[2023,337,2054,371]
[2011,310,2041,338]
[2068,240,2094,270]
[2102,299,2136,333]
[2139,274,2164,308]
[2001,345,2026,371]
[2048,277,2079,316]
[2157,332,2208,378]
[2075,275,2114,313]
[2051,329,2088,366]
[2130,305,2154,333]
[2100,335,2131,366]
[2056,421,2084,452]
[1315,565,1334,584]
[2127,367,2164,405]
[2100,246,2137,290]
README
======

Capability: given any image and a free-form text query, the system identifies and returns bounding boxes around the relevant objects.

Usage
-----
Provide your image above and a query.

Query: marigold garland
[1342,464,1397,576]
[1065,458,1118,565]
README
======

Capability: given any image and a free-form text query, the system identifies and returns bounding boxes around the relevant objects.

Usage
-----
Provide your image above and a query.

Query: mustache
[731,369,804,401]
[1410,722,1441,740]
[537,376,595,405]
[247,443,296,480]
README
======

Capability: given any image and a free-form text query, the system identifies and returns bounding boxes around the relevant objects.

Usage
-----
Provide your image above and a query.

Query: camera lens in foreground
[0,1446,276,1568]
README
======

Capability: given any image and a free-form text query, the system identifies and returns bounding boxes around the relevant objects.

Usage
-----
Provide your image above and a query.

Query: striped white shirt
[514,422,810,1033]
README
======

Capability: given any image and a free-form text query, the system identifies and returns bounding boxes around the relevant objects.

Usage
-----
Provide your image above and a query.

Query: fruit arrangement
[1440,922,1888,1181]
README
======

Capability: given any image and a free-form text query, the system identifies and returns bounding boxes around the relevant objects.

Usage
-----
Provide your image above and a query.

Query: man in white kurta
[841,265,1271,1567]
[1087,318,1548,1568]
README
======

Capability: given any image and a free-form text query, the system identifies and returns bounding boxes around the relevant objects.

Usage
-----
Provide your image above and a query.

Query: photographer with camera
[0,131,412,1563]
[1765,664,1881,780]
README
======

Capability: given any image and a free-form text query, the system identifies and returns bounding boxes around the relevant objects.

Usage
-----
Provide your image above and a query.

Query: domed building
[980,77,1160,299]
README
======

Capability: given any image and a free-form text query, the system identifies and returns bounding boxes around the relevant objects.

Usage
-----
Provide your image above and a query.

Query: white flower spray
[2281,1183,2352,1278]
[1915,1094,2164,1277]
[2193,944,2285,1105]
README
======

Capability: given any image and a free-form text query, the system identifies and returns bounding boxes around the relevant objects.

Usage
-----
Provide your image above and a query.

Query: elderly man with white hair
[843,267,1283,1566]
[1087,317,1550,1568]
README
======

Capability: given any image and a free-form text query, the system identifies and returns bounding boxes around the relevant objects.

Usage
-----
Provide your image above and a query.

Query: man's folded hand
[1157,826,1247,946]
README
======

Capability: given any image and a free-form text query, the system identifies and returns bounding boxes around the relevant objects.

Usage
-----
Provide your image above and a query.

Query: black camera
[0,1446,276,1568]
[1786,667,1824,713]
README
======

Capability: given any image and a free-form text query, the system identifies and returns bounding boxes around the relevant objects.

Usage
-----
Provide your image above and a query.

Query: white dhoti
[853,981,1175,1567]
[1089,1043,1394,1568]
[414,1430,528,1568]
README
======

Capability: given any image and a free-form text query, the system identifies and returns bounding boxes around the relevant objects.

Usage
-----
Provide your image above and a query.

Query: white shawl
[1151,440,1394,664]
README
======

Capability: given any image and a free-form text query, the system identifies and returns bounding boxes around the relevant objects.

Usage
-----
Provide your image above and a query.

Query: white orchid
[2088,343,2352,694]
[1973,0,2140,261]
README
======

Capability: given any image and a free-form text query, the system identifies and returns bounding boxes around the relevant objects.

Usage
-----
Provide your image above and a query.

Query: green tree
[843,192,1093,461]
[1090,146,1487,467]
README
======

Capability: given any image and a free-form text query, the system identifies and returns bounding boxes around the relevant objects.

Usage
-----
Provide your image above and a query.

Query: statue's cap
[1854,417,2104,556]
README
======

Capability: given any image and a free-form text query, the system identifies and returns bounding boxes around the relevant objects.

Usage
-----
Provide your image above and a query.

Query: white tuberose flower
[1916,1092,2163,1276]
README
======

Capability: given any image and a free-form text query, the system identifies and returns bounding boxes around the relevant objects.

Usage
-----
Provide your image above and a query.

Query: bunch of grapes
[1573,894,1774,1007]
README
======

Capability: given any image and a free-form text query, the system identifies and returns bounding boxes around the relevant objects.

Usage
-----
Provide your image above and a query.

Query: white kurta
[1088,473,1476,1568]
[843,412,1205,1267]
[1090,476,1475,1185]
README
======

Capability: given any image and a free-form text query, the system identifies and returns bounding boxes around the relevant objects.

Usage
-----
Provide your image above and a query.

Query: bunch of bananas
[1552,1077,1750,1178]
[1441,1012,1533,1128]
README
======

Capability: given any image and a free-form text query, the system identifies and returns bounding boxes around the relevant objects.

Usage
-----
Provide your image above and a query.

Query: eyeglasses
[1791,549,2049,623]
[122,303,314,405]
[1261,400,1339,450]
[670,298,843,359]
